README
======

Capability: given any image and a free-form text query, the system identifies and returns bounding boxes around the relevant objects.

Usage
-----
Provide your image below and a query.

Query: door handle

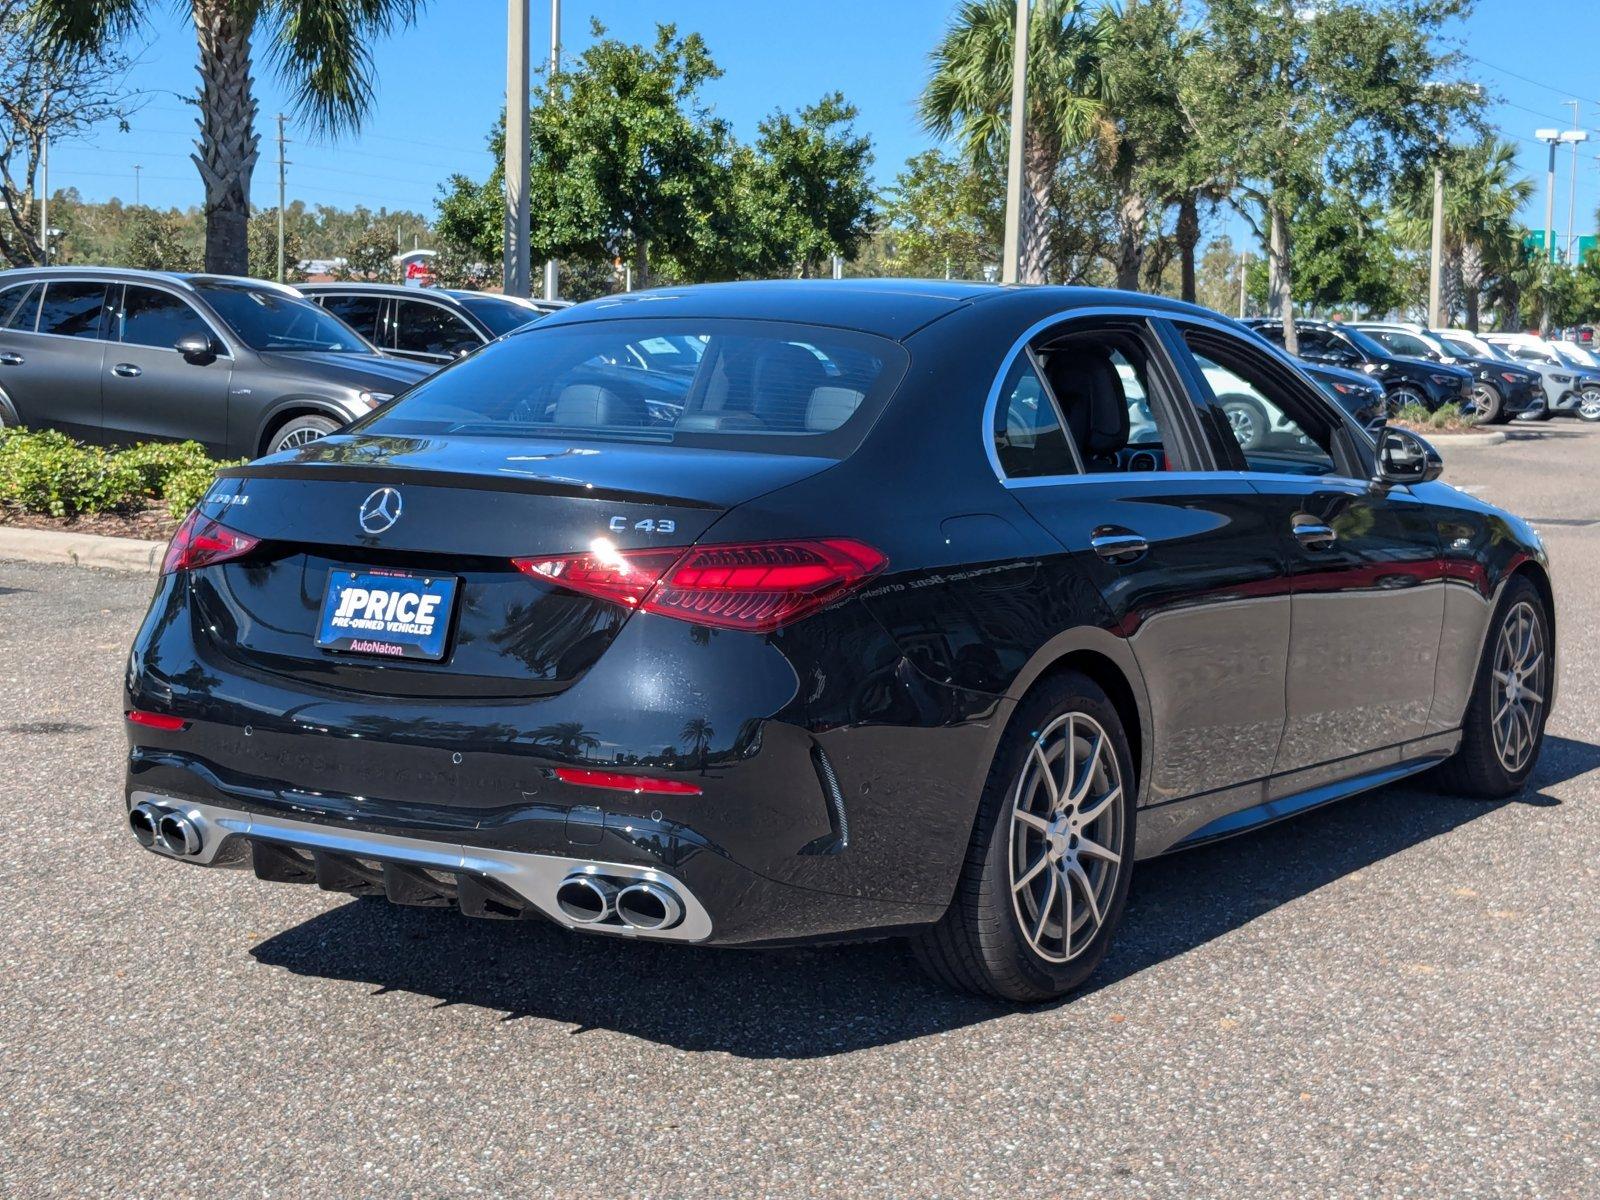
[1292,519,1337,549]
[1090,530,1150,563]
[0,352,22,366]
[111,363,142,378]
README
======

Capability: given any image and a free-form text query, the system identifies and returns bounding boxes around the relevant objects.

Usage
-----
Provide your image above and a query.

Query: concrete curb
[0,525,166,573]
[1413,429,1507,448]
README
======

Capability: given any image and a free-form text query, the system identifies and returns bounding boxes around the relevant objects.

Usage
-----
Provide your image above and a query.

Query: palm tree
[921,0,1108,284]
[31,0,426,274]
[531,721,601,758]
[1393,136,1534,332]
[679,716,715,773]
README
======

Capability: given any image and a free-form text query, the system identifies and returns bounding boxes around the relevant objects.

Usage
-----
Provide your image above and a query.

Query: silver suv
[0,267,434,457]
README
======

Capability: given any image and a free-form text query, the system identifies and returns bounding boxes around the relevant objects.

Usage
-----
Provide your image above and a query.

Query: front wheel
[267,414,339,455]
[1469,382,1505,424]
[1434,577,1551,798]
[1388,384,1430,414]
[1578,389,1600,422]
[913,673,1135,1001]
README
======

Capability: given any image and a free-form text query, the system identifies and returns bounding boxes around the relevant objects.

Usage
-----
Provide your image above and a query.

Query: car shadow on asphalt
[250,735,1594,1058]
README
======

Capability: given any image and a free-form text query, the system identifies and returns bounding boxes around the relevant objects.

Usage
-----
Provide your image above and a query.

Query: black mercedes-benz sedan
[123,281,1556,1001]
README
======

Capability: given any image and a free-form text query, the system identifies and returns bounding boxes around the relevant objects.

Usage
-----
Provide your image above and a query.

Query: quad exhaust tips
[129,802,203,857]
[554,872,684,931]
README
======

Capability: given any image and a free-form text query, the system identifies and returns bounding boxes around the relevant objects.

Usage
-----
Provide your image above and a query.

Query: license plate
[316,569,457,661]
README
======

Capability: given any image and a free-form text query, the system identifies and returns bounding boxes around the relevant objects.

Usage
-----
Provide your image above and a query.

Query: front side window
[1184,329,1339,476]
[194,284,370,353]
[0,283,38,330]
[118,286,214,350]
[351,318,904,457]
[993,354,1077,478]
[37,282,108,339]
[394,300,479,357]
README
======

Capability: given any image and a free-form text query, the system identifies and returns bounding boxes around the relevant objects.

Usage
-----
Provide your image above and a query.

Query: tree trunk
[1019,129,1054,284]
[1268,201,1296,354]
[1114,189,1147,292]
[1460,242,1484,333]
[190,1,259,275]
[1175,193,1200,304]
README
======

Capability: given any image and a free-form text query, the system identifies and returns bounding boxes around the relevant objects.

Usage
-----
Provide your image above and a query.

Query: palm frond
[267,0,424,137]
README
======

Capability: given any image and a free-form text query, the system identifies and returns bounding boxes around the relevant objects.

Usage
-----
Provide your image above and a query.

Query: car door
[994,314,1292,831]
[101,284,234,454]
[0,281,42,422]
[391,297,484,364]
[3,280,112,441]
[1171,322,1447,788]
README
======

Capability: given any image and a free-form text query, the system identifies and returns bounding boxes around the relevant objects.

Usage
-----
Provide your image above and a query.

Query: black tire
[1469,382,1505,424]
[1220,393,1270,451]
[1433,576,1550,798]
[912,671,1136,1002]
[267,414,339,455]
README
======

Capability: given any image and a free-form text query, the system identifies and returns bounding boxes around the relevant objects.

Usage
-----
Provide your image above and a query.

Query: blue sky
[45,0,1600,252]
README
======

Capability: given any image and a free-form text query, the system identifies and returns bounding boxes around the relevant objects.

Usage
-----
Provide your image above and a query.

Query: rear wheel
[267,414,339,455]
[1435,576,1550,798]
[913,673,1135,1002]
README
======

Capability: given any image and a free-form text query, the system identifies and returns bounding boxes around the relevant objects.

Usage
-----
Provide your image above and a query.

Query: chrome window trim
[980,304,1260,488]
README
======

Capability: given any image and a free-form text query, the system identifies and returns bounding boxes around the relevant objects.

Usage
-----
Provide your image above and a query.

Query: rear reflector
[126,710,186,731]
[554,767,702,796]
[162,510,260,574]
[515,538,886,633]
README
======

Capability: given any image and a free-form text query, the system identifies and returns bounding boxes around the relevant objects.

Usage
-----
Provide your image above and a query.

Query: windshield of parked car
[1339,325,1396,359]
[1556,341,1600,369]
[194,283,372,353]
[350,318,906,456]
[455,294,544,338]
[1440,334,1500,361]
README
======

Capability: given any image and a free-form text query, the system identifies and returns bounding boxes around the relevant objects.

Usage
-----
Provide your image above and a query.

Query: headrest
[805,386,863,432]
[553,384,646,428]
[1044,346,1130,457]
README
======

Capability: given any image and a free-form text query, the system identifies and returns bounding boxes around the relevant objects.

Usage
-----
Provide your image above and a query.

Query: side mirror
[175,332,216,364]
[1374,426,1443,486]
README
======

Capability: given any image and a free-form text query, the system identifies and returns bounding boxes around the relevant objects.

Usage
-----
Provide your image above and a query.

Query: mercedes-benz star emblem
[358,487,403,534]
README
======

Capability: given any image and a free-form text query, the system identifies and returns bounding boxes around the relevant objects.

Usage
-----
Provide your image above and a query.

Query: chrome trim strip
[129,792,714,942]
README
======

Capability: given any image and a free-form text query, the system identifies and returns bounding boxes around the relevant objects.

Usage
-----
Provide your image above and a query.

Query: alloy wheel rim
[1490,600,1546,774]
[1008,712,1124,965]
[1580,396,1600,420]
[1226,406,1257,445]
[1470,385,1498,417]
[277,427,328,451]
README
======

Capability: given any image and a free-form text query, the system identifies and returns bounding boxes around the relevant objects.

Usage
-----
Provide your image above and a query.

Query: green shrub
[1428,402,1474,429]
[0,426,240,520]
[1394,401,1431,425]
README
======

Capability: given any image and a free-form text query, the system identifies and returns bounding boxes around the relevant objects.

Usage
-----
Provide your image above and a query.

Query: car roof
[296,281,568,312]
[527,279,1238,343]
[0,265,300,297]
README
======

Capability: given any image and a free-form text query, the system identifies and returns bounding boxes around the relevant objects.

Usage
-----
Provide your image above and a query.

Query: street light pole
[275,114,289,284]
[503,0,532,298]
[1563,101,1587,265]
[1000,0,1030,285]
[1535,129,1559,264]
[40,133,48,266]
[543,0,560,301]
[1428,162,1445,328]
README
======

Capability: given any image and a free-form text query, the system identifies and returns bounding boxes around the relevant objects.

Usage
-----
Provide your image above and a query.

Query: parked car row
[0,267,563,459]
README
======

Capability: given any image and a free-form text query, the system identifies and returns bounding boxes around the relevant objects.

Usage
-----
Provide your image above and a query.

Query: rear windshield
[350,317,907,456]
[456,294,544,337]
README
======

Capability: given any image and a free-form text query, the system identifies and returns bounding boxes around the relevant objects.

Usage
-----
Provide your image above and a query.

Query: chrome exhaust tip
[554,873,617,924]
[128,802,163,848]
[154,810,202,857]
[615,882,684,931]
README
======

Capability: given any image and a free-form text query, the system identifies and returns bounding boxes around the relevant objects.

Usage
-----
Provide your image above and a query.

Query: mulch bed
[1390,419,1489,437]
[1,505,180,541]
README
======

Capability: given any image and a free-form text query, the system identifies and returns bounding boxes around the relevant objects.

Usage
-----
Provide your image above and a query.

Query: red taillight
[162,510,260,574]
[554,767,702,796]
[126,710,186,731]
[515,538,887,633]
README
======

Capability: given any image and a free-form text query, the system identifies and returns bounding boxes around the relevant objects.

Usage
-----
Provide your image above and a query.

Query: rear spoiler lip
[212,462,722,510]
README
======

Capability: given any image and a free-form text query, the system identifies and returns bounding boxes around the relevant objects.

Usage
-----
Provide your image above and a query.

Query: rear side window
[992,353,1077,478]
[352,318,906,457]
[317,294,385,343]
[394,300,479,357]
[0,283,38,330]
[118,286,214,350]
[37,282,108,339]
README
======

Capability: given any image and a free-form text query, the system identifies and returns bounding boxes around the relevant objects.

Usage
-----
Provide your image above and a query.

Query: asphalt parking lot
[3,423,1598,1198]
